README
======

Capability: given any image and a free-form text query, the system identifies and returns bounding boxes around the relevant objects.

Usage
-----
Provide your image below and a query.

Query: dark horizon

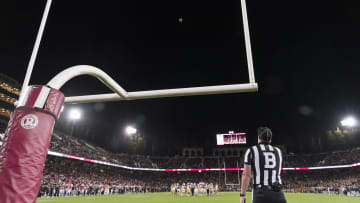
[1,0,360,155]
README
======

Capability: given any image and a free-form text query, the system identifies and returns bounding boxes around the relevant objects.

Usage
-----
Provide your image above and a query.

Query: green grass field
[37,192,359,203]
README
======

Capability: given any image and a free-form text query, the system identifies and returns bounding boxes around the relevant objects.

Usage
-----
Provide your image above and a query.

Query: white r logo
[21,114,39,129]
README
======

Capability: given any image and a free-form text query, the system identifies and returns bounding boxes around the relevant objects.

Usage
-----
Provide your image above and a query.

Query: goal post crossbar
[47,65,258,104]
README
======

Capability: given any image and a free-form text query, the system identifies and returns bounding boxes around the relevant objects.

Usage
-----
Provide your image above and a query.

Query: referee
[240,127,287,203]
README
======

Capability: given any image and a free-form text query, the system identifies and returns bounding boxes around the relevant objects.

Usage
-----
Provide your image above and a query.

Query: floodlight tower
[341,117,357,128]
[125,126,137,135]
[69,108,81,136]
[125,126,142,154]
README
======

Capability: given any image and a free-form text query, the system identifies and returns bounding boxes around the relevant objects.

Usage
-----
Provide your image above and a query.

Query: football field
[37,192,359,203]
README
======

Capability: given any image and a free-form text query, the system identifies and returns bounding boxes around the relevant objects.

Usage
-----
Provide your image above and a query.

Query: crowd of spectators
[40,156,360,197]
[38,132,360,197]
[40,156,223,197]
[49,131,155,168]
[284,147,360,167]
[40,156,169,197]
[283,168,360,193]
[282,148,360,194]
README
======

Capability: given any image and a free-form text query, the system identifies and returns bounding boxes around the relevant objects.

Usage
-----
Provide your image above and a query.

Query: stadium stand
[0,73,20,140]
[38,132,360,197]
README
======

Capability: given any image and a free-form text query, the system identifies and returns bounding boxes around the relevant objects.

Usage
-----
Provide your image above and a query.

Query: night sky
[1,0,359,155]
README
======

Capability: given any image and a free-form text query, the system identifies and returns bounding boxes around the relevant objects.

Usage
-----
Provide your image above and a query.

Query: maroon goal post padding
[0,85,64,203]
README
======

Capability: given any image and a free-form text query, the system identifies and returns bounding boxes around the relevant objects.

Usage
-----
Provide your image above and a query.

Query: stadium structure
[0,74,359,199]
[37,131,360,197]
[0,74,21,145]
[0,0,360,202]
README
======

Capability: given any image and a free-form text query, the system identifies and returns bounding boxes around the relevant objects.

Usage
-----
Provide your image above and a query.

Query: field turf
[37,192,359,203]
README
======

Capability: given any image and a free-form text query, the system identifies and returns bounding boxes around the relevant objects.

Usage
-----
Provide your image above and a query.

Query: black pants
[252,189,287,203]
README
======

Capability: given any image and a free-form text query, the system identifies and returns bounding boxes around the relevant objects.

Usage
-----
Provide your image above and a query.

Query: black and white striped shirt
[244,144,283,186]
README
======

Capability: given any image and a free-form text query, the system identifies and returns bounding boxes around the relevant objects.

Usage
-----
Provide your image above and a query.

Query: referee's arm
[240,164,252,203]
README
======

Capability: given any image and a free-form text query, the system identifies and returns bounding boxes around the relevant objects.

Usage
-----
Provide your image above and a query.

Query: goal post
[0,0,258,202]
[224,160,241,186]
[19,0,258,104]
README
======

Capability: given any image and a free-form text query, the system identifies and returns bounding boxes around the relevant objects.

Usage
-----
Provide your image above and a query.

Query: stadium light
[68,108,81,137]
[69,108,81,120]
[341,117,357,127]
[125,126,137,135]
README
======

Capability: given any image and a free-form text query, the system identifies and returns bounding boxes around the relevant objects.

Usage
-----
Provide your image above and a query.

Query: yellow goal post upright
[223,160,241,187]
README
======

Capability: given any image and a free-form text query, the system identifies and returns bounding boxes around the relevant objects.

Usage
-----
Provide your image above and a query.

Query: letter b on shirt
[264,152,276,169]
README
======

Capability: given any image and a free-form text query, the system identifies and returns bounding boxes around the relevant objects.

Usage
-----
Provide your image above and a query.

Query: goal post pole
[240,0,256,84]
[20,0,53,100]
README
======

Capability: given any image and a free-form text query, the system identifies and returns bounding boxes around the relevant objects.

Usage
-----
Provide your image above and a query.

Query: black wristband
[240,193,246,197]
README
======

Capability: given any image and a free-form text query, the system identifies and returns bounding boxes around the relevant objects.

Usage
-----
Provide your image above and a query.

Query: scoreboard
[216,131,246,145]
